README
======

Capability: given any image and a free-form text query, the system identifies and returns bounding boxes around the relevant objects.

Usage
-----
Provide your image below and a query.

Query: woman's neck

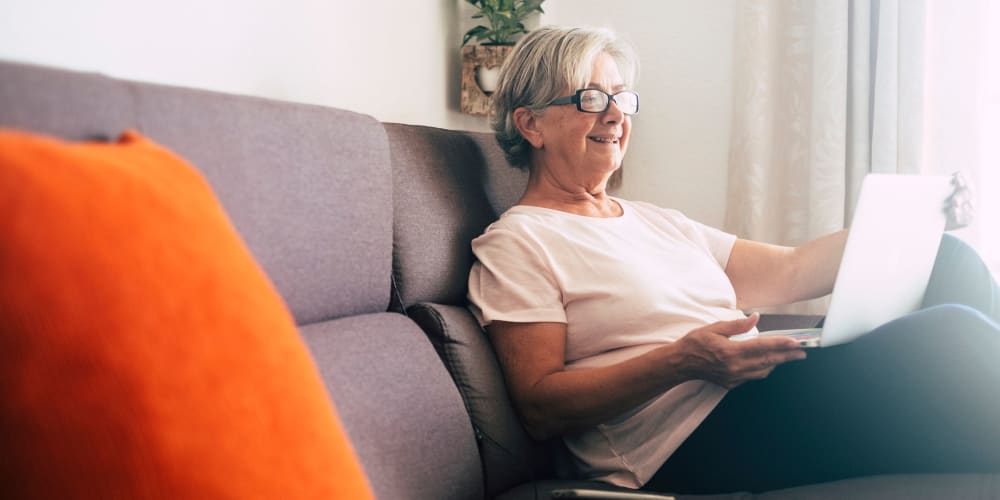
[518,167,622,218]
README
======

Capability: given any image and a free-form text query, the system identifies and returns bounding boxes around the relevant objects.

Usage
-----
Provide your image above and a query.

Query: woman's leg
[647,304,1000,494]
[923,234,999,320]
[646,234,1000,494]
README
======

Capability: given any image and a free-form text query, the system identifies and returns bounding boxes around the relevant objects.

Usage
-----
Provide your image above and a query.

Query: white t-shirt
[468,198,751,488]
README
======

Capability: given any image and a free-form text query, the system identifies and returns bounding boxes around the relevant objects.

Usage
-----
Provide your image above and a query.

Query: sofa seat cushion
[300,311,484,500]
[0,130,372,499]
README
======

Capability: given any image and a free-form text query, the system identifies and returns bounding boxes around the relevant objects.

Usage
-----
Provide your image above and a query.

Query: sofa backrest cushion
[387,123,554,495]
[0,129,373,499]
[408,303,552,497]
[0,60,393,324]
[386,123,527,307]
[0,59,133,142]
[132,83,393,323]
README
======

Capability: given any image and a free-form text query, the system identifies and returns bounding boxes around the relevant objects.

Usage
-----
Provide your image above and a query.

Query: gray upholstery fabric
[386,123,527,307]
[300,312,483,500]
[0,60,392,324]
[408,302,551,498]
[134,83,392,324]
[0,60,133,143]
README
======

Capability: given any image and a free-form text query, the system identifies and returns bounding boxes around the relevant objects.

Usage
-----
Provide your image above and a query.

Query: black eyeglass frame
[548,88,640,115]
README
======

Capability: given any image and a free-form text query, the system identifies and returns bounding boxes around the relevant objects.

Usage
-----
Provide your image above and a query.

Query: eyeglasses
[548,89,640,115]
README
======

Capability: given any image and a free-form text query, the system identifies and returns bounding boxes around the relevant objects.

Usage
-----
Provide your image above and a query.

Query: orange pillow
[0,130,373,499]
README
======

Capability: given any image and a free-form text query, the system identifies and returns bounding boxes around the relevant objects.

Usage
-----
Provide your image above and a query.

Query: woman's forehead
[573,53,627,90]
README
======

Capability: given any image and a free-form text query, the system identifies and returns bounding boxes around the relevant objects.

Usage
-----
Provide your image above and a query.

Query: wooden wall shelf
[461,44,513,116]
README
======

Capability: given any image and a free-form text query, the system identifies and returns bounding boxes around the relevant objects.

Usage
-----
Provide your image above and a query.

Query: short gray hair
[491,26,639,169]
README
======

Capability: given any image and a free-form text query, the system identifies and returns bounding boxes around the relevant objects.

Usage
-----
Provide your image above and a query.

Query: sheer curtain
[725,0,996,313]
[922,0,1000,279]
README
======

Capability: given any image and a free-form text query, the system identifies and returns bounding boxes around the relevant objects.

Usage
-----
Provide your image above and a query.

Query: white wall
[0,0,735,226]
[0,0,488,132]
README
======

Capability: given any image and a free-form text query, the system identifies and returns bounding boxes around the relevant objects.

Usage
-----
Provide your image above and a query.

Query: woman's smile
[587,134,621,144]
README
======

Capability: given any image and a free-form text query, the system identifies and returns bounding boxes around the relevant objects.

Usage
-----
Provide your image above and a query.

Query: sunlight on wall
[978,3,1000,277]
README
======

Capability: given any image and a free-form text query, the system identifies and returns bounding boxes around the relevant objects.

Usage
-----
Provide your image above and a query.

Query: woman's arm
[727,172,972,310]
[724,230,849,310]
[487,314,805,440]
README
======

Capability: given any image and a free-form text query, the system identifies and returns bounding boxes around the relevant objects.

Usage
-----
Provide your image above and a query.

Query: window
[924,0,999,278]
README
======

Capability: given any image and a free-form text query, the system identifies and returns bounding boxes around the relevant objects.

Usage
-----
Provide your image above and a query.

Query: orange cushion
[0,130,373,499]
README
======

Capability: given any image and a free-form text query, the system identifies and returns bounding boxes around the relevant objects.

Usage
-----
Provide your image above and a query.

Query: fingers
[744,335,806,352]
[734,367,775,387]
[679,314,806,388]
[709,312,761,338]
[762,348,807,365]
[718,348,805,389]
[951,171,969,191]
[945,171,976,230]
[726,337,807,383]
[734,346,806,370]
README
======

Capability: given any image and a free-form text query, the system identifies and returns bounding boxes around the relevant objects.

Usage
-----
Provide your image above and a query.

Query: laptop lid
[819,174,951,347]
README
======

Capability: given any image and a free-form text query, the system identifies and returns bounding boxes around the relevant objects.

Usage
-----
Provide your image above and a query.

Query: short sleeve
[468,227,567,327]
[680,217,737,268]
[632,201,737,268]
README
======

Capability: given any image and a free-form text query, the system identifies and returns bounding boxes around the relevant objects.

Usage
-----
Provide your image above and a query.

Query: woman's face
[530,52,632,181]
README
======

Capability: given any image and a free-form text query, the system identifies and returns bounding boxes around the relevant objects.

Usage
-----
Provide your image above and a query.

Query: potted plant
[460,0,545,115]
[462,0,546,47]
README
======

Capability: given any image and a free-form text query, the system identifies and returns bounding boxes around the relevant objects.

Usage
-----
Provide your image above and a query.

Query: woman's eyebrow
[586,82,628,92]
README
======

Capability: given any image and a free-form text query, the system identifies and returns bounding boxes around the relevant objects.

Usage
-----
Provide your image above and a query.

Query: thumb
[712,312,760,338]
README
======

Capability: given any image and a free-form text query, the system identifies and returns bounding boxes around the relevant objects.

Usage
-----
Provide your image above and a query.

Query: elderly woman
[467,25,1000,494]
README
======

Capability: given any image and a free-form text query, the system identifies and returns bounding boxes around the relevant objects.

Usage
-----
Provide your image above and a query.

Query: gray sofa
[1,60,997,500]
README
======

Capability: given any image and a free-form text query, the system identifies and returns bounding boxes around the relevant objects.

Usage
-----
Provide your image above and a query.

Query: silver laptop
[748,173,952,348]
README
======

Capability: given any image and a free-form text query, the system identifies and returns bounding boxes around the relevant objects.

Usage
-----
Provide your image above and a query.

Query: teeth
[589,136,618,143]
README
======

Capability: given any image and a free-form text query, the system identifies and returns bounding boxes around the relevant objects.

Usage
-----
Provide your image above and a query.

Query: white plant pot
[475,66,501,94]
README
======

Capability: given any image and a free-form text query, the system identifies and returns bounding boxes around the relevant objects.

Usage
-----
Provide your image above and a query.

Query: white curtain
[725,0,930,314]
[922,0,1000,279]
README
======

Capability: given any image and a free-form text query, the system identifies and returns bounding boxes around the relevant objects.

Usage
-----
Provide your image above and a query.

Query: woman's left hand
[945,171,975,231]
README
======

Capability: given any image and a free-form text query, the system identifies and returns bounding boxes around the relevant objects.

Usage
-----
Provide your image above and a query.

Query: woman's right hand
[487,314,806,439]
[673,313,807,389]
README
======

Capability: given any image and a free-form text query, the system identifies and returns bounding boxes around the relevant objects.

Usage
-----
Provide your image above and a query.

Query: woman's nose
[603,99,625,122]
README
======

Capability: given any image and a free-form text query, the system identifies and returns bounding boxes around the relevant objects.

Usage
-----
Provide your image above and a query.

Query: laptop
[737,173,952,348]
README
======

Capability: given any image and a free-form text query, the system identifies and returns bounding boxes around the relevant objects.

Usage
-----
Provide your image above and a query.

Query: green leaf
[463,25,490,46]
[514,0,544,18]
[463,0,545,45]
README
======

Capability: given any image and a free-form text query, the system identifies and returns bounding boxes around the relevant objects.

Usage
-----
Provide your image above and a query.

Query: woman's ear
[513,107,544,149]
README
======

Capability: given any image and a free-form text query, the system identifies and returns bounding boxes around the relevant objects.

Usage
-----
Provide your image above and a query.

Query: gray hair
[490,26,639,169]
